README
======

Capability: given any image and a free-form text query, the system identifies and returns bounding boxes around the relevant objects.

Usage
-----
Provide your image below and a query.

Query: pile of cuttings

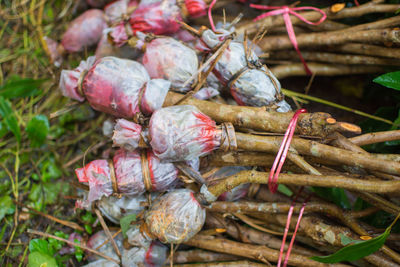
[37,0,400,266]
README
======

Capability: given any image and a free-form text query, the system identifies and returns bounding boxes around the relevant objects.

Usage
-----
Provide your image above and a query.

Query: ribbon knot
[250,4,327,75]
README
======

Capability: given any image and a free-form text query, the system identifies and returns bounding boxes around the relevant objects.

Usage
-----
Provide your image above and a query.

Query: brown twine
[140,150,153,192]
[108,159,122,198]
[176,0,189,19]
[219,122,237,152]
[133,82,148,125]
[77,70,88,98]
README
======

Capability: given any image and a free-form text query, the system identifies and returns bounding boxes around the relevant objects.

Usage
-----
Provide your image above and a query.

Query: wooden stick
[325,43,400,59]
[270,51,400,66]
[260,28,400,52]
[27,229,120,264]
[94,208,121,259]
[184,236,350,267]
[173,249,242,264]
[164,91,358,137]
[270,63,383,79]
[349,130,400,146]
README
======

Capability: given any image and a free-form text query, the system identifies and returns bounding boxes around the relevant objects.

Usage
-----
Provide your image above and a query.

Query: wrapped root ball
[104,0,138,24]
[87,230,123,262]
[122,241,167,267]
[142,37,198,92]
[149,105,223,161]
[97,194,158,224]
[75,149,178,204]
[110,0,181,45]
[60,56,170,117]
[145,189,206,243]
[200,29,290,111]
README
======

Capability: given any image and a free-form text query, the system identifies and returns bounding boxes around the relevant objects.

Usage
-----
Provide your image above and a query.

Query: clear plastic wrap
[59,56,170,118]
[193,87,219,100]
[144,188,206,243]
[206,166,250,201]
[104,0,138,24]
[149,105,222,161]
[199,29,291,111]
[87,230,123,262]
[112,105,228,162]
[86,230,167,267]
[142,37,198,92]
[97,194,157,224]
[75,149,178,204]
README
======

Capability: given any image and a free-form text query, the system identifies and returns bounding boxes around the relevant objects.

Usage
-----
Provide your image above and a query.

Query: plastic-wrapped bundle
[200,29,291,112]
[86,230,123,262]
[97,194,158,224]
[109,0,208,46]
[104,0,138,24]
[144,188,206,243]
[207,166,250,201]
[46,10,107,66]
[142,37,198,92]
[59,56,170,118]
[75,149,178,204]
[193,87,219,100]
[113,105,237,162]
[85,230,167,267]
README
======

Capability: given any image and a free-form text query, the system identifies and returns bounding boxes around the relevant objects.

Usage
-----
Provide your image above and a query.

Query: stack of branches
[23,0,400,266]
[230,0,400,79]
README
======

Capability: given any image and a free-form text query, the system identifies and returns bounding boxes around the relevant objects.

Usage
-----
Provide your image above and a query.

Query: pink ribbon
[250,4,326,75]
[267,108,307,193]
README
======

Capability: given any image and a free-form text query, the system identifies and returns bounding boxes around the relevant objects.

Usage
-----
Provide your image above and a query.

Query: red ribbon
[267,108,307,193]
[250,4,326,75]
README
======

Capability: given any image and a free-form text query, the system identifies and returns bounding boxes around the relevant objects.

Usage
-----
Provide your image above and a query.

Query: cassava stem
[270,63,383,79]
[270,51,400,66]
[172,249,242,264]
[349,130,400,146]
[203,170,400,198]
[184,236,350,267]
[163,91,359,137]
[325,43,400,59]
[235,133,400,176]
[260,29,400,52]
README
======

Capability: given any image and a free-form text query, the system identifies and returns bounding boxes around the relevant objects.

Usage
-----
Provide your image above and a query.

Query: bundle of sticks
[230,0,400,78]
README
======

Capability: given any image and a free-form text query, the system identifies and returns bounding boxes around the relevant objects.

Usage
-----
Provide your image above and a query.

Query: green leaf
[0,96,21,143]
[28,251,57,267]
[0,195,15,221]
[373,71,400,91]
[0,121,9,138]
[40,157,61,182]
[120,214,137,238]
[29,239,50,255]
[0,76,45,99]
[311,213,400,263]
[26,115,49,147]
[312,187,351,210]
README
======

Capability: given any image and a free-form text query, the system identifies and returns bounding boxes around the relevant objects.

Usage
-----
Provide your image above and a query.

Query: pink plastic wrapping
[75,149,178,204]
[142,37,198,92]
[112,105,223,161]
[59,56,170,118]
[200,29,291,112]
[62,9,107,52]
[206,166,250,201]
[109,0,182,46]
[149,105,222,161]
[145,188,206,243]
